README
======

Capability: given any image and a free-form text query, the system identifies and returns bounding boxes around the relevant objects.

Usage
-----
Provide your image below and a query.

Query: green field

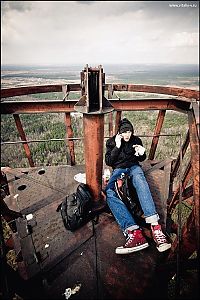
[1,109,189,169]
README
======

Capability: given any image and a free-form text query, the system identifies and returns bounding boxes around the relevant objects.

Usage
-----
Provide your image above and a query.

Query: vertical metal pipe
[108,84,113,136]
[83,114,104,202]
[64,113,75,166]
[148,110,166,160]
[171,130,190,179]
[168,161,192,213]
[13,114,34,167]
[188,109,200,267]
[115,111,122,134]
[108,113,113,137]
[175,134,182,299]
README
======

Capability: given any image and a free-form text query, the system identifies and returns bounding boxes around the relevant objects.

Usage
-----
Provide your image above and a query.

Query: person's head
[118,118,134,142]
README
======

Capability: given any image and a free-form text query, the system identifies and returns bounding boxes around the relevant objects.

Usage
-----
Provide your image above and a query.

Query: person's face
[121,130,132,142]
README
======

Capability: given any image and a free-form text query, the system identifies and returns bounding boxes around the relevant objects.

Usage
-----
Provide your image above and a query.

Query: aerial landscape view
[1,1,199,300]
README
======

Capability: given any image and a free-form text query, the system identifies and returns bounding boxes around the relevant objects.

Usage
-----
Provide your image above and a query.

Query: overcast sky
[1,1,199,66]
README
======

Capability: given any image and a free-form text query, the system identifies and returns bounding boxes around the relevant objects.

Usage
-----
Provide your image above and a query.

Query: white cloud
[1,1,199,65]
[169,32,199,47]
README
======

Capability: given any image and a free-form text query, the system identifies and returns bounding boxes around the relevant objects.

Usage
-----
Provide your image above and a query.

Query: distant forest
[1,109,190,169]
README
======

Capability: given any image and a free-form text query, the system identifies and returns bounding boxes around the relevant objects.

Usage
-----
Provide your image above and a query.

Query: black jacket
[105,134,146,169]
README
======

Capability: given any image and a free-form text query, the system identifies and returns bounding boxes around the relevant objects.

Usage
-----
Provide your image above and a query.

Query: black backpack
[114,173,145,225]
[58,183,93,231]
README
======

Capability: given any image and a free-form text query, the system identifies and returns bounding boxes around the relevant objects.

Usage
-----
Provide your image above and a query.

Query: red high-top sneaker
[151,224,171,252]
[115,229,149,254]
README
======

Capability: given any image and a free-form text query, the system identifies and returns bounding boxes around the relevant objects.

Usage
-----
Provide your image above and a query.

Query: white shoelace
[125,234,135,246]
[154,229,167,244]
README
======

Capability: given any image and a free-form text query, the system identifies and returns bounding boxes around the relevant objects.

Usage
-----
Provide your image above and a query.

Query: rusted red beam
[188,109,199,254]
[110,84,199,100]
[83,114,104,202]
[191,102,200,136]
[1,84,81,98]
[148,110,166,160]
[171,130,190,179]
[13,114,35,167]
[64,113,75,166]
[112,99,191,112]
[0,99,191,115]
[2,84,199,100]
[0,101,77,114]
[173,185,193,201]
[168,161,192,214]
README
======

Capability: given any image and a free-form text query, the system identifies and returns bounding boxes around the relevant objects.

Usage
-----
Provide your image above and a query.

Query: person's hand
[115,133,122,148]
[133,144,146,156]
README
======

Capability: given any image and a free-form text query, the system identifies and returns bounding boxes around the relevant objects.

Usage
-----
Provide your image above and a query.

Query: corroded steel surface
[1,73,199,299]
[13,114,35,167]
[148,110,166,160]
[111,84,199,100]
[0,99,191,114]
[42,213,167,300]
[1,84,199,100]
[0,84,80,97]
[3,162,172,299]
[170,130,190,179]
[188,110,200,253]
[0,100,77,114]
[4,165,84,213]
[83,114,104,202]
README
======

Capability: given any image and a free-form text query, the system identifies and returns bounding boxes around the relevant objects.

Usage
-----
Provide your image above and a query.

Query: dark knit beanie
[118,118,134,134]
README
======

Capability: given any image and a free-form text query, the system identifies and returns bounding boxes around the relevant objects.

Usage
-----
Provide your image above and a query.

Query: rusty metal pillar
[83,114,104,201]
[115,111,122,134]
[148,109,166,160]
[168,160,192,213]
[171,130,190,179]
[108,84,114,136]
[188,107,199,258]
[108,113,113,137]
[64,112,75,166]
[74,65,114,204]
[13,114,35,167]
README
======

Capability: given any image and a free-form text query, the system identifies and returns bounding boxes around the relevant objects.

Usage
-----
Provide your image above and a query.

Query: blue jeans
[105,165,159,232]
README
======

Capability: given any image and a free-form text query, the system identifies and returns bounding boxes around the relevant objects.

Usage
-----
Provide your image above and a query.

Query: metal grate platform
[3,159,173,299]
